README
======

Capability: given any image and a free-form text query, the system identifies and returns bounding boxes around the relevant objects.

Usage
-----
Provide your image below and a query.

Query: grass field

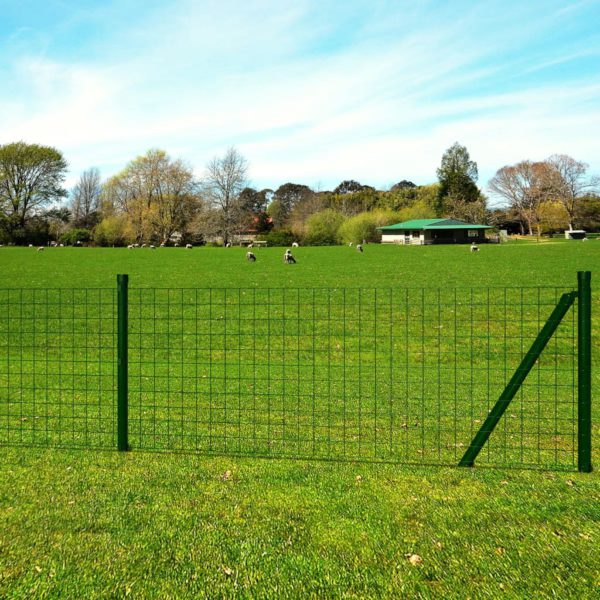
[0,241,599,598]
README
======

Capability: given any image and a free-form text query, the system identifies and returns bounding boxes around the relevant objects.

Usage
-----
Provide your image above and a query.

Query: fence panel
[127,285,579,468]
[0,288,116,448]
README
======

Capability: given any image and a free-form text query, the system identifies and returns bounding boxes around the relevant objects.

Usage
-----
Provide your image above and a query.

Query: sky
[1,0,599,199]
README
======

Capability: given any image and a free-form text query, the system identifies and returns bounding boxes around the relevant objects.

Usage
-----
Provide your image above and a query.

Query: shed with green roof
[377,218,492,245]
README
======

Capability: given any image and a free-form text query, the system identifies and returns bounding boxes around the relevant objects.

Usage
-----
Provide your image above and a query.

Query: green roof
[377,219,492,231]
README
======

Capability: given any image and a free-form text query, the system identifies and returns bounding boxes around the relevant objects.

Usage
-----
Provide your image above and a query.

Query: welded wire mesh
[0,288,116,448]
[126,286,579,468]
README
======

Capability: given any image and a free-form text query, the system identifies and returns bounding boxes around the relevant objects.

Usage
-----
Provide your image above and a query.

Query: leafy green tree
[271,183,313,225]
[574,195,600,231]
[0,141,68,242]
[333,180,373,195]
[436,143,480,214]
[390,180,416,191]
[236,187,272,233]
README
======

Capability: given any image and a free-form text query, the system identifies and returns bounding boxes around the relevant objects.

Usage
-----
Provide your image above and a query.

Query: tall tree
[546,154,597,230]
[390,180,416,192]
[270,183,313,226]
[70,167,102,229]
[488,161,554,236]
[436,142,480,215]
[333,180,373,195]
[203,147,248,244]
[0,141,68,241]
[101,149,200,244]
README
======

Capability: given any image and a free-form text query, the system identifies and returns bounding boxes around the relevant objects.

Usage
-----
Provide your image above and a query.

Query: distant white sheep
[127,244,134,249]
[247,243,253,249]
[149,244,156,249]
[292,242,299,248]
[186,244,193,249]
[225,242,232,248]
[348,242,353,247]
[356,244,363,253]
[37,246,44,252]
[470,242,479,253]
[246,251,256,262]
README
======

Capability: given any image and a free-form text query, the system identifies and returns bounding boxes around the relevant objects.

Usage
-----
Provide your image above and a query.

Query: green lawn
[0,242,599,598]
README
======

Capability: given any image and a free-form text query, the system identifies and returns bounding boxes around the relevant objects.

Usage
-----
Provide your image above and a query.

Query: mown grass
[0,239,598,289]
[0,241,599,598]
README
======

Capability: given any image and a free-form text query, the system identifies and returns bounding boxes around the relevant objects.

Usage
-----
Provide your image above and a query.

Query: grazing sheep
[37,246,45,252]
[141,243,147,248]
[160,243,166,247]
[133,243,140,248]
[59,244,64,247]
[127,244,134,249]
[186,244,193,249]
[149,244,156,249]
[356,244,363,253]
[225,242,232,248]
[292,242,299,248]
[29,244,33,247]
[470,242,479,253]
[247,243,253,249]
[246,251,256,262]
[174,243,179,247]
[348,242,353,247]
[284,249,296,264]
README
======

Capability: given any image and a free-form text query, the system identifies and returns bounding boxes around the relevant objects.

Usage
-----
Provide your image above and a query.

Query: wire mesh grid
[0,288,116,448]
[127,286,578,468]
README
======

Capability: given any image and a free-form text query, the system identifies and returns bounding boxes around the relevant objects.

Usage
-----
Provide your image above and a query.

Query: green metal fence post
[577,271,592,472]
[117,274,130,451]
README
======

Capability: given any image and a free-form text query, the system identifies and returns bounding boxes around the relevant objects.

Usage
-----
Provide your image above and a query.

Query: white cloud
[0,0,598,192]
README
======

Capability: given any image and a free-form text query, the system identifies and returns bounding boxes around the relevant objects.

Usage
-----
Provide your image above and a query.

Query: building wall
[381,229,487,244]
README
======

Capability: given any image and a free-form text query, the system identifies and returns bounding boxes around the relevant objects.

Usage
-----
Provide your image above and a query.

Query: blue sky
[1,0,599,197]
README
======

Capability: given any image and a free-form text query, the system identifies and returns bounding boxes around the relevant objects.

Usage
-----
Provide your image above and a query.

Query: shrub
[338,210,402,244]
[263,229,296,247]
[93,217,130,247]
[59,228,91,245]
[304,210,345,246]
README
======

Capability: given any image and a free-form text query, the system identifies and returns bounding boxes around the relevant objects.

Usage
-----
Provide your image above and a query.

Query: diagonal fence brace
[459,291,577,467]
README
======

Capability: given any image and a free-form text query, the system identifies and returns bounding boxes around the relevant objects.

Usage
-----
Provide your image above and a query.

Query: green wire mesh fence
[0,276,592,470]
[0,288,116,448]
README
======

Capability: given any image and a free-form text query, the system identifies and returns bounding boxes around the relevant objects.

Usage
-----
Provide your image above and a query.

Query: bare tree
[489,161,553,236]
[71,167,102,228]
[203,147,248,244]
[546,154,597,230]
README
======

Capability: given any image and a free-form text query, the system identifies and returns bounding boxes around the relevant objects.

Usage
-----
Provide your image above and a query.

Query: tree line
[0,140,597,246]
